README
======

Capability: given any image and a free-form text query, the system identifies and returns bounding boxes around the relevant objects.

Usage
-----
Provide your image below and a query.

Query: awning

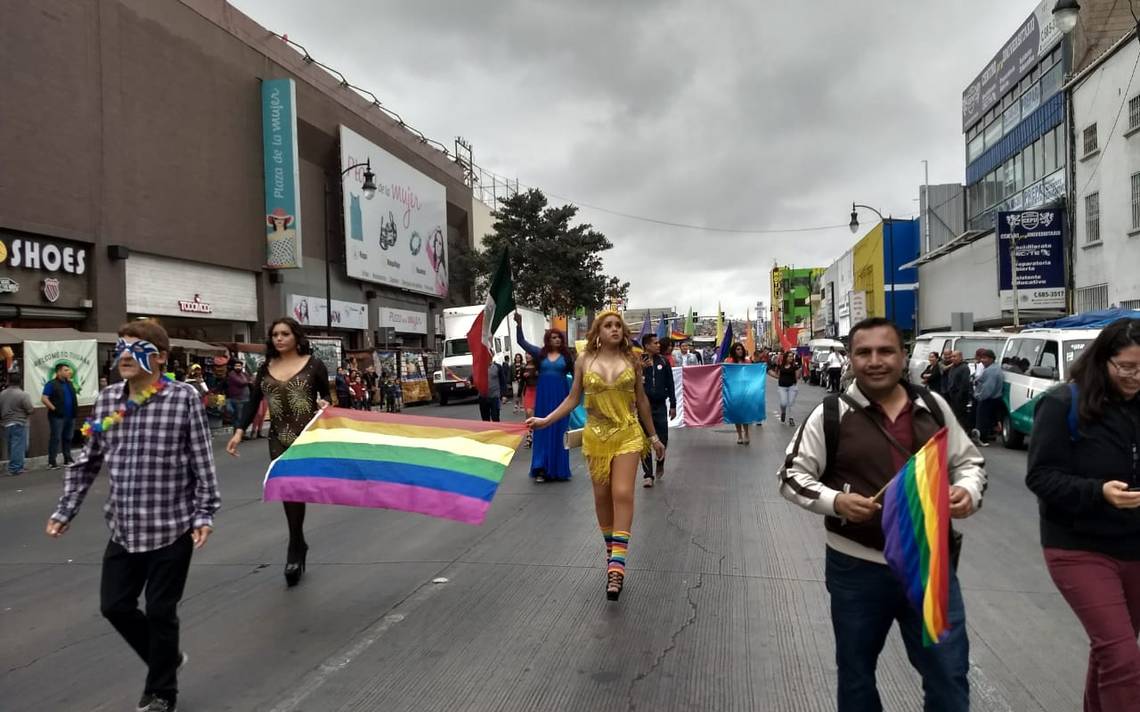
[900,229,990,269]
[0,328,118,345]
[169,338,227,354]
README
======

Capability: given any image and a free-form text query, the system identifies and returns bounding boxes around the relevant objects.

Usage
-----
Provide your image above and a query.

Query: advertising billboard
[261,78,303,269]
[961,0,1062,130]
[997,209,1066,310]
[288,294,369,331]
[25,340,99,407]
[339,126,448,298]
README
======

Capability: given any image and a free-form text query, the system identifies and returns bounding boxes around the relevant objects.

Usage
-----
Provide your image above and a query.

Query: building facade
[1,0,475,352]
[769,266,823,333]
[1070,29,1140,311]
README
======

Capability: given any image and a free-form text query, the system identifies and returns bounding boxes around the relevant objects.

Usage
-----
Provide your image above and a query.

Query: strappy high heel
[606,570,624,600]
[284,542,308,587]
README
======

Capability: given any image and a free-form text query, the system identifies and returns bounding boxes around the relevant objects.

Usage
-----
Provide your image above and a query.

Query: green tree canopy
[466,189,629,316]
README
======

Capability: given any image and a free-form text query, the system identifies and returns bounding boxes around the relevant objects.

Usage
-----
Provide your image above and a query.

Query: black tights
[283,501,306,553]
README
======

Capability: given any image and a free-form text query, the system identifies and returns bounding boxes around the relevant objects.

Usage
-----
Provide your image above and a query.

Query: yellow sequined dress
[583,366,649,484]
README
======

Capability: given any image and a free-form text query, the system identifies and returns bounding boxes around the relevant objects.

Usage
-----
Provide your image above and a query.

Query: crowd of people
[26,309,1140,711]
[918,345,1007,446]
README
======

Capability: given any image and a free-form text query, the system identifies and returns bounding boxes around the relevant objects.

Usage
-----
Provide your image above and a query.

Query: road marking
[268,579,448,712]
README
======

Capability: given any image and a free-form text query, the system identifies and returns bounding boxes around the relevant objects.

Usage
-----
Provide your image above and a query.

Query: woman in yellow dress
[528,310,666,600]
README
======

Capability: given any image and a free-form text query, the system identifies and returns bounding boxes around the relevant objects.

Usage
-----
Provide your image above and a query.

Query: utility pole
[1010,232,1021,328]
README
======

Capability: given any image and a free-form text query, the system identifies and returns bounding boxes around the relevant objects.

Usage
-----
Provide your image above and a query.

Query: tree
[467,189,625,316]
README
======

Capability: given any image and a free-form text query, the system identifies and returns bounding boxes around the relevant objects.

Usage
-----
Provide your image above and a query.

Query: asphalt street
[0,384,1089,711]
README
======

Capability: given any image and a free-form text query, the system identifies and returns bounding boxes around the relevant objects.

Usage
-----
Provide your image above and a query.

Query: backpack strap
[1067,383,1081,441]
[911,385,946,428]
[822,394,840,478]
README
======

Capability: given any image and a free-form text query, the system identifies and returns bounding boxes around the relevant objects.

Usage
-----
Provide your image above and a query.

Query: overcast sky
[231,0,1031,318]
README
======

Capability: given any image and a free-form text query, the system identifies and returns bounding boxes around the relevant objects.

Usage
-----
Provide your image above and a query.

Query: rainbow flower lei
[81,376,172,437]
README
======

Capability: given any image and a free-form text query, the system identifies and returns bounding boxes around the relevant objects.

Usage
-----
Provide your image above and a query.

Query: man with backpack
[778,317,986,712]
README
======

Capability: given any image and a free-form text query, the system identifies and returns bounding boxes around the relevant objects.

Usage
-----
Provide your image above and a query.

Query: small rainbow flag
[263,408,527,525]
[880,427,952,646]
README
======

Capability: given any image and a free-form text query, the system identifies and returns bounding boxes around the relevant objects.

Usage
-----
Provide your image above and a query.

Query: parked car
[806,338,844,385]
[998,328,1098,448]
[906,331,1009,384]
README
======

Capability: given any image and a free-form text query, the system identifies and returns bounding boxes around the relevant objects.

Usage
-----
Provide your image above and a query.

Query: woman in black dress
[226,318,330,586]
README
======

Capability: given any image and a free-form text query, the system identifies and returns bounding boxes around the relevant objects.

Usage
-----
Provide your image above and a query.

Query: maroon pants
[1045,548,1140,712]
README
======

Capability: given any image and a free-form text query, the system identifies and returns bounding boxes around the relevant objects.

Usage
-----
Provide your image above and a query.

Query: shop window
[1043,128,1058,175]
[968,134,985,163]
[1003,103,1021,136]
[1085,192,1101,245]
[984,117,1003,150]
[1076,284,1109,312]
[1132,173,1140,230]
[1041,62,1063,100]
[1034,136,1045,181]
[1130,95,1140,132]
[1083,124,1099,156]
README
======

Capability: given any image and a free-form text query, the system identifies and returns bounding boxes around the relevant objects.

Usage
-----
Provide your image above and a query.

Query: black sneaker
[46,464,59,471]
[144,698,176,712]
[137,694,155,712]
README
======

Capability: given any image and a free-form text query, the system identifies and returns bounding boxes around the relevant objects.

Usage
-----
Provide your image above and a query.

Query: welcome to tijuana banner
[24,339,98,407]
[338,126,449,298]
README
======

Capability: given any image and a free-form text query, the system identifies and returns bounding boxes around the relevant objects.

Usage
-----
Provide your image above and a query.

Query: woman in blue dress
[515,313,573,481]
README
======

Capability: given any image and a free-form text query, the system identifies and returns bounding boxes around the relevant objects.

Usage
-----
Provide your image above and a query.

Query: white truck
[433,305,547,405]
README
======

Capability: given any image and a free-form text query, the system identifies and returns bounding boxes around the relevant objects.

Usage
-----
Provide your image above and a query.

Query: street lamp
[1052,0,1080,36]
[325,159,378,333]
[848,203,896,323]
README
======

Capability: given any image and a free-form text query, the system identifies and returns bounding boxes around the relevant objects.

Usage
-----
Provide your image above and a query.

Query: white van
[807,338,844,385]
[907,332,1009,384]
[999,328,1099,448]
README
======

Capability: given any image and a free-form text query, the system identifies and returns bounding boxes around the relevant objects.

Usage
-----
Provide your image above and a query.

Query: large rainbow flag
[263,408,527,525]
[880,427,952,646]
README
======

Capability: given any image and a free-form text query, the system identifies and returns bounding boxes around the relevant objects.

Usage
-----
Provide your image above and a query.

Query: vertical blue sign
[997,209,1066,310]
[262,78,302,269]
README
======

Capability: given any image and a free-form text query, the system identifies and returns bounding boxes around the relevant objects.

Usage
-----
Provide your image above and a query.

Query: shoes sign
[0,236,87,275]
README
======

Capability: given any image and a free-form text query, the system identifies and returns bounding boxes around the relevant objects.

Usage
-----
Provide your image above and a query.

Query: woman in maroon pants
[1026,318,1140,712]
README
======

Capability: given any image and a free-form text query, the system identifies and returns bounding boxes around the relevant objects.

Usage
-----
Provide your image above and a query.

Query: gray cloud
[231,0,1032,316]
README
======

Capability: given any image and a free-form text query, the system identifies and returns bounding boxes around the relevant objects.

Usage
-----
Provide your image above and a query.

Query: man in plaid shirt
[46,319,220,712]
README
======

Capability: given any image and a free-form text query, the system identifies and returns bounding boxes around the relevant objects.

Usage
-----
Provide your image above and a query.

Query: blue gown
[519,326,572,480]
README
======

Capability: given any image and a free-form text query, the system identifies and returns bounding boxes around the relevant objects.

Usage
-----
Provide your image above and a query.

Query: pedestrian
[363,365,379,410]
[724,342,752,445]
[0,376,35,475]
[971,348,1004,446]
[677,341,701,367]
[825,347,844,393]
[779,317,986,712]
[46,318,221,712]
[521,355,538,447]
[334,366,351,408]
[527,310,665,600]
[638,334,675,487]
[512,353,526,412]
[502,354,514,401]
[1026,318,1140,712]
[226,318,330,587]
[349,371,367,410]
[184,364,209,400]
[659,337,676,367]
[225,361,251,432]
[41,362,78,469]
[515,312,574,483]
[921,351,944,394]
[943,351,973,431]
[478,360,506,422]
[776,348,800,426]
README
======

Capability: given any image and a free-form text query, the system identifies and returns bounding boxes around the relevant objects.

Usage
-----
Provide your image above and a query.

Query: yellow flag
[716,303,724,344]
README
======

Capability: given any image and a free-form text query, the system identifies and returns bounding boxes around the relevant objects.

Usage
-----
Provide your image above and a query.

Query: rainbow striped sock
[608,531,630,575]
[602,527,614,560]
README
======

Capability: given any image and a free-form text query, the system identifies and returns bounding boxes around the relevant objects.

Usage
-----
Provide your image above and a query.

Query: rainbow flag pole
[879,427,952,646]
[263,407,528,525]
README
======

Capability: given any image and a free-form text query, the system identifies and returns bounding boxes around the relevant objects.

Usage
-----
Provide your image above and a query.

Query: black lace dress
[239,357,331,459]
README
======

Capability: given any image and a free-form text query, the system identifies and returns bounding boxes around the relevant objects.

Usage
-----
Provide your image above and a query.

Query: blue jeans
[48,415,75,466]
[6,423,28,473]
[825,547,969,712]
[226,398,248,427]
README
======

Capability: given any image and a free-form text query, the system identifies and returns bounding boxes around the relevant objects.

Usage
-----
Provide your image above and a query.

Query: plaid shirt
[52,380,221,553]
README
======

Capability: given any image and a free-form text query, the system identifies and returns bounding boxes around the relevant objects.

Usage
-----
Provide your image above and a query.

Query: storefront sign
[339,126,449,298]
[42,278,60,303]
[378,306,428,334]
[0,235,88,274]
[0,278,19,294]
[849,291,868,323]
[961,0,1062,130]
[262,78,303,269]
[178,294,214,314]
[24,339,98,407]
[998,209,1066,310]
[288,294,368,330]
[126,254,257,322]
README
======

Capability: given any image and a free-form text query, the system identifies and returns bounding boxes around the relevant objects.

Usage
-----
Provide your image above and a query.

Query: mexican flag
[467,250,516,396]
